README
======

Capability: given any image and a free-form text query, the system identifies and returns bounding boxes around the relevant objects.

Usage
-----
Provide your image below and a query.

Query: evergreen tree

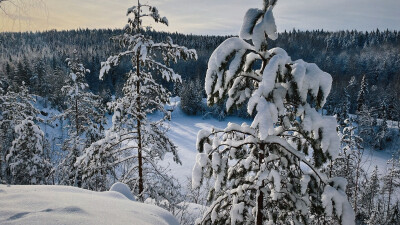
[335,76,355,126]
[77,0,196,205]
[180,78,203,115]
[357,105,375,146]
[360,166,380,218]
[375,101,390,150]
[357,75,368,112]
[366,200,385,225]
[32,58,47,97]
[192,1,354,224]
[335,87,350,126]
[382,157,400,221]
[6,117,52,185]
[14,57,32,88]
[48,66,66,107]
[386,201,400,225]
[331,117,364,219]
[0,82,39,183]
[56,50,106,187]
[0,75,7,95]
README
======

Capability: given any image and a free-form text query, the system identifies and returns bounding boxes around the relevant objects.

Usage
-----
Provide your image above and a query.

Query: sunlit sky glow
[0,0,399,35]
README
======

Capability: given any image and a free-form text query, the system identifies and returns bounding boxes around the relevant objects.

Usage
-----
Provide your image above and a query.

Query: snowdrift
[0,184,179,225]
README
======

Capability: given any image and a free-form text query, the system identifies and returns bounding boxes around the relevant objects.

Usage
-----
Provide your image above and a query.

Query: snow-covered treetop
[100,33,197,82]
[126,1,168,33]
[99,1,197,83]
[204,0,337,164]
[0,82,40,124]
[239,0,278,51]
[63,49,90,97]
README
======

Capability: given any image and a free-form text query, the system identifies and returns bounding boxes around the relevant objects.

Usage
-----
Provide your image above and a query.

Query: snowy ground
[0,184,179,225]
[153,99,251,184]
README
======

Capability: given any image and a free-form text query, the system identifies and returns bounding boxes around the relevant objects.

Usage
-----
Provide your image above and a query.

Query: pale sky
[0,0,399,35]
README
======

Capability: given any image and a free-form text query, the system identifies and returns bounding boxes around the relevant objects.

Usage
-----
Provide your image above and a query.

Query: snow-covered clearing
[153,100,251,184]
[0,184,179,225]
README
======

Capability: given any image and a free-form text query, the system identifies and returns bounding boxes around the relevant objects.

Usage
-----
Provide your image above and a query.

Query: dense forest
[1,28,399,115]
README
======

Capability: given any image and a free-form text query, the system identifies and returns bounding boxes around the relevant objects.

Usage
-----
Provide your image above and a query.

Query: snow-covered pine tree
[332,118,364,217]
[375,101,390,150]
[366,201,385,225]
[382,157,400,221]
[335,77,354,126]
[32,58,47,98]
[0,76,7,95]
[0,82,39,183]
[357,105,375,146]
[192,1,354,224]
[386,201,400,225]
[357,75,368,113]
[6,117,52,184]
[360,166,380,218]
[180,78,203,115]
[55,50,106,188]
[77,0,196,203]
[335,88,350,126]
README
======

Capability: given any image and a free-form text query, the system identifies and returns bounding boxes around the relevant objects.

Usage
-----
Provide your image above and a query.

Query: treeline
[1,29,399,110]
[0,29,227,103]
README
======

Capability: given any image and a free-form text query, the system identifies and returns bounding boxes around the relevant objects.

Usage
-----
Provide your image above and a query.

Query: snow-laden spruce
[330,117,364,216]
[54,49,106,189]
[6,117,52,185]
[193,0,355,224]
[77,0,196,210]
[0,83,40,183]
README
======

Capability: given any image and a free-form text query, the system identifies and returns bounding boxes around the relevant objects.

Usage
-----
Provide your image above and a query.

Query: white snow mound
[0,185,179,225]
[109,182,136,201]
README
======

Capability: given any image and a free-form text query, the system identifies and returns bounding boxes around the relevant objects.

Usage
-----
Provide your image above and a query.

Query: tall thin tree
[78,0,196,204]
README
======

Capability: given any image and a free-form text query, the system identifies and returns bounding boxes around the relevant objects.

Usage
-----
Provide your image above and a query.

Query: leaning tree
[77,0,197,206]
[192,0,355,224]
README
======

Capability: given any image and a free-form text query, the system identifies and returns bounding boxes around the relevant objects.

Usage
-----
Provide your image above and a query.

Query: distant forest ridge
[0,28,399,114]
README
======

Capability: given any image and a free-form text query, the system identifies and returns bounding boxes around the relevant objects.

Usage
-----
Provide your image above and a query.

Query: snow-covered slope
[0,185,179,225]
[154,98,252,183]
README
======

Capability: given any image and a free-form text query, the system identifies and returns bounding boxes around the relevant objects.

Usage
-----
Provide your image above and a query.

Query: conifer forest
[0,0,400,224]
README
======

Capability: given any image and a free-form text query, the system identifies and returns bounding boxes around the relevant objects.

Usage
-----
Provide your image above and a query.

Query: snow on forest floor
[0,184,179,225]
[151,100,251,184]
[35,97,398,189]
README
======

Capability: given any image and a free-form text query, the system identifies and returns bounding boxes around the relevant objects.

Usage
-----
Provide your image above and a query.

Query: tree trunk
[256,144,265,225]
[387,165,394,216]
[74,96,82,188]
[354,157,360,215]
[136,22,144,199]
[75,97,79,135]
